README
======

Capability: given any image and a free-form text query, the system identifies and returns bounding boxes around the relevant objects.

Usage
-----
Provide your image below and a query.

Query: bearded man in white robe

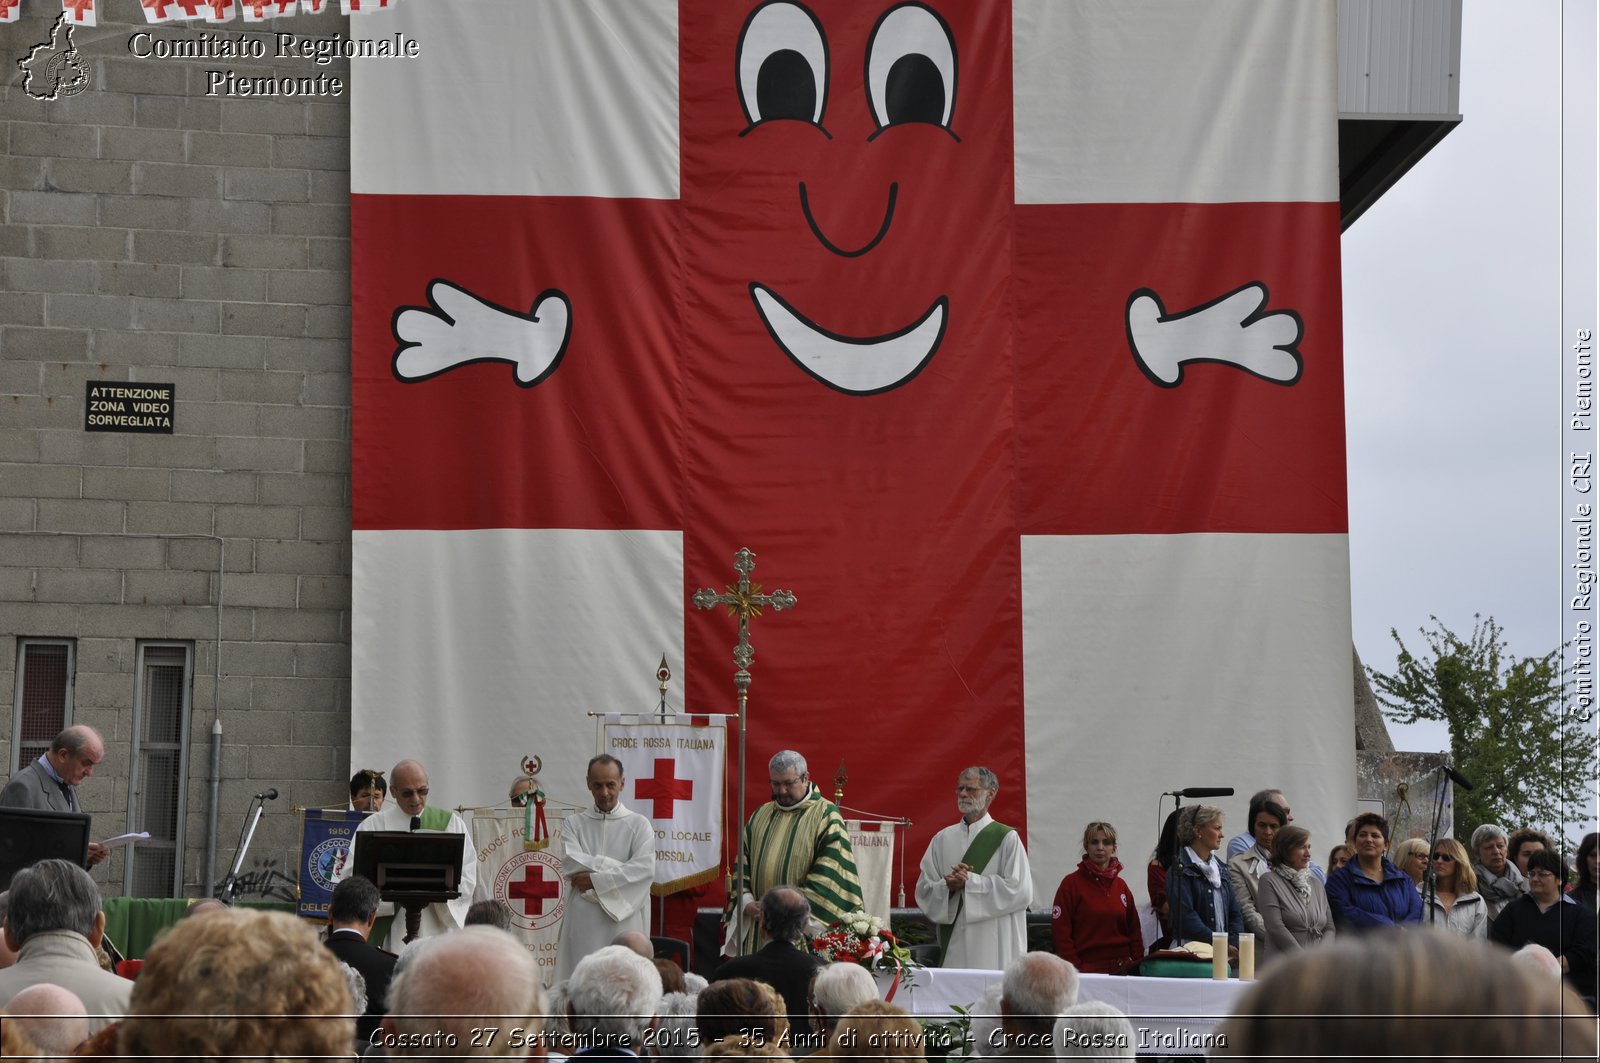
[915,766,1033,969]
[336,758,476,949]
[554,754,655,981]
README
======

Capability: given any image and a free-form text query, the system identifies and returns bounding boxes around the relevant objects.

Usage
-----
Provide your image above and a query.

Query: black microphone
[256,788,279,801]
[1164,787,1235,798]
[1440,764,1475,792]
[410,816,421,832]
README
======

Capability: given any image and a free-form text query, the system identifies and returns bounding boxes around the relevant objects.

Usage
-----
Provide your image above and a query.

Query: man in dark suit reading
[0,726,108,865]
[323,876,396,1043]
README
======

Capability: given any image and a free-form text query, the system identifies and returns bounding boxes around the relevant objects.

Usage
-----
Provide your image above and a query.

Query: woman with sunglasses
[1421,838,1486,938]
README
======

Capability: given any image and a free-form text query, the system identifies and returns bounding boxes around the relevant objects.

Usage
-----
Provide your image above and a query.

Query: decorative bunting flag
[60,0,94,26]
[0,0,396,15]
[139,0,180,24]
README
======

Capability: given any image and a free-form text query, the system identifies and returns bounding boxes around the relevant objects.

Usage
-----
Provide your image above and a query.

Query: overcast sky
[1343,1,1594,830]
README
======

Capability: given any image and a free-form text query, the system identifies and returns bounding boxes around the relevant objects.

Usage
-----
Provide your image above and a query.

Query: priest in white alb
[334,758,476,949]
[915,766,1033,969]
[554,754,656,981]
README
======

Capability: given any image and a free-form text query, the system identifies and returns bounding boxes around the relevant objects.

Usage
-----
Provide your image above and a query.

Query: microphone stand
[1422,766,1450,925]
[219,793,270,905]
[1168,791,1185,949]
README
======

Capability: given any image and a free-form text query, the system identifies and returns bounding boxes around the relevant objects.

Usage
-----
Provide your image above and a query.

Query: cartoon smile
[750,282,948,395]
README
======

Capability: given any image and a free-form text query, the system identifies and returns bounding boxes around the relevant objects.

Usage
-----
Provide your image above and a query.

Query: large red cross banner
[601,718,728,894]
[351,0,1353,899]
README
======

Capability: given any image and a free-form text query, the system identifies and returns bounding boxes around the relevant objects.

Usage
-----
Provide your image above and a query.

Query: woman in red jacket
[1051,821,1146,974]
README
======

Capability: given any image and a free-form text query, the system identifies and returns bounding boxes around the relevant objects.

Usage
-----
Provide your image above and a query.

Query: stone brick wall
[1,6,354,897]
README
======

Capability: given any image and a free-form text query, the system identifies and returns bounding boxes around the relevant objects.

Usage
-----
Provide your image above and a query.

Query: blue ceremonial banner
[298,808,364,919]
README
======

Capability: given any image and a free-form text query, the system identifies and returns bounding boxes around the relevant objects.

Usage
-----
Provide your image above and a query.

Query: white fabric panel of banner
[1020,533,1355,905]
[472,810,568,985]
[351,529,684,809]
[1013,0,1338,204]
[350,0,679,197]
[847,821,895,924]
[600,720,726,892]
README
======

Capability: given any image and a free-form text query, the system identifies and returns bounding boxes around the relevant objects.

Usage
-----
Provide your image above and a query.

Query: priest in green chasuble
[725,750,862,956]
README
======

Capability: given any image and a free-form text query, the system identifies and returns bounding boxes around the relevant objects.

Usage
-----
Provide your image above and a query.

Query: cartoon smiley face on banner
[352,0,1346,880]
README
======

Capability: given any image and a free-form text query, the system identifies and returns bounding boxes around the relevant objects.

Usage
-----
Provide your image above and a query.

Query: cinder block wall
[0,7,354,897]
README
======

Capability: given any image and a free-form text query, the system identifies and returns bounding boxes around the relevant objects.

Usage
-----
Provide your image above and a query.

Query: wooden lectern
[351,830,464,944]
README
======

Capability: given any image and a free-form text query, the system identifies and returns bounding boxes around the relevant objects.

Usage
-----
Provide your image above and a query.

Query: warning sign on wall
[85,381,174,434]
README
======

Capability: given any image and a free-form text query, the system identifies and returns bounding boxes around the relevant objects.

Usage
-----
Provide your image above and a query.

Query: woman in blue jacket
[1172,805,1245,946]
[1324,812,1423,930]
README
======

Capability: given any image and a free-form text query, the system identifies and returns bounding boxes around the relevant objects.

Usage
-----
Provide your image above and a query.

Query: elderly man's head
[4,859,104,951]
[385,926,545,1057]
[6,983,89,1056]
[588,754,625,814]
[1001,952,1080,1043]
[957,767,999,823]
[768,750,810,808]
[809,961,878,1036]
[48,725,104,786]
[760,885,810,943]
[569,944,664,1051]
[612,929,654,959]
[1054,1001,1136,1060]
[119,907,353,1061]
[390,759,431,818]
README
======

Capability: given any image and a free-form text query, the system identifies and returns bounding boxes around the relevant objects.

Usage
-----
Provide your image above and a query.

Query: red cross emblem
[62,0,95,21]
[0,0,22,19]
[635,758,695,820]
[141,0,177,19]
[506,861,561,917]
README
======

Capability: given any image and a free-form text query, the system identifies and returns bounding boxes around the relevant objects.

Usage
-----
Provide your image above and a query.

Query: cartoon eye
[737,1,829,129]
[865,3,957,133]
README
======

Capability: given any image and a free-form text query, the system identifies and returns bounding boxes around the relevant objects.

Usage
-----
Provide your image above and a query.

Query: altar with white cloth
[876,966,1247,1056]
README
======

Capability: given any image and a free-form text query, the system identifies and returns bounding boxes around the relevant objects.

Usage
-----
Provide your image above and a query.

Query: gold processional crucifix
[692,547,796,895]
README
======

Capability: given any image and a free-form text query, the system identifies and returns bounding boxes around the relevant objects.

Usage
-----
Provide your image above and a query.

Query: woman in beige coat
[1256,825,1335,959]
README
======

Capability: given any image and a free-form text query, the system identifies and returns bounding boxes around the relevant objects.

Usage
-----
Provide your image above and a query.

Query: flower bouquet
[809,911,918,999]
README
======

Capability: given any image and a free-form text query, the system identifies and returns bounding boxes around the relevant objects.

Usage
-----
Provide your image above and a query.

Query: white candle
[1211,932,1229,980]
[1238,932,1255,981]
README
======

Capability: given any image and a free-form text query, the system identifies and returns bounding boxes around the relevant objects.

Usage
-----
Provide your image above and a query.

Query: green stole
[938,820,1014,958]
[418,805,451,831]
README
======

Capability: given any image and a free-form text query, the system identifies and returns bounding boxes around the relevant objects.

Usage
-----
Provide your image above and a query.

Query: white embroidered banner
[471,810,567,984]
[602,718,727,894]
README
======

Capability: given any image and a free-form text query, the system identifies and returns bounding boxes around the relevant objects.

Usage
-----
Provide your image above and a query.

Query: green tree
[1368,615,1597,843]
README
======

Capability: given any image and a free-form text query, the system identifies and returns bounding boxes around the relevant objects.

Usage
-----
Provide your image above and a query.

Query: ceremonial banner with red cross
[601,717,727,895]
[351,0,1354,903]
[472,809,568,981]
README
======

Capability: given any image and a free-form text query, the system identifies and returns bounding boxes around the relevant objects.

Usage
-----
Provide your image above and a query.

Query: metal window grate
[127,644,190,898]
[14,641,73,773]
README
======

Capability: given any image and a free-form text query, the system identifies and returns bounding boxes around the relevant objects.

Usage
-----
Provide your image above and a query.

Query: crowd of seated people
[1,807,1596,1061]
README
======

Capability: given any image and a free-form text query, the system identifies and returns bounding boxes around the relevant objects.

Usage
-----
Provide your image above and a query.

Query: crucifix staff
[691,547,796,898]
